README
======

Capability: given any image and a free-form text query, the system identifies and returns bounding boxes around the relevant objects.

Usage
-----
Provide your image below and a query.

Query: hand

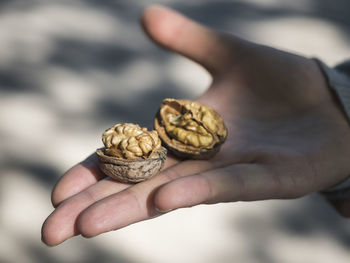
[42,5,350,246]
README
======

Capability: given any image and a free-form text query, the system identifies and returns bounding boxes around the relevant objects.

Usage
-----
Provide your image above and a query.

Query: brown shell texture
[154,98,227,159]
[97,147,167,183]
[97,123,166,183]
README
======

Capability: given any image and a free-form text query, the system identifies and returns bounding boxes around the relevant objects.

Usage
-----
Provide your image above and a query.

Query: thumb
[141,5,242,75]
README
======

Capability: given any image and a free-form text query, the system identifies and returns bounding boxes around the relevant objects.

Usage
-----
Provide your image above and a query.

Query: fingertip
[141,5,184,48]
[154,175,212,212]
[153,183,179,213]
[142,4,172,19]
[51,162,104,207]
[75,201,118,239]
[75,211,98,239]
[41,217,55,247]
[141,5,240,75]
[51,179,65,208]
[41,213,67,247]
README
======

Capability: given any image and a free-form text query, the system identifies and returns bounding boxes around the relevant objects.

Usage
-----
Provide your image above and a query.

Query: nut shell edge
[96,147,167,183]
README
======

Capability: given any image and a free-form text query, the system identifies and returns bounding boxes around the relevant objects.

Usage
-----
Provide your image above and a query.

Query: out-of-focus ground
[1,0,350,262]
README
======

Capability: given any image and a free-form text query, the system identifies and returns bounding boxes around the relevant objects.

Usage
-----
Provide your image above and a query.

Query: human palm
[42,6,350,246]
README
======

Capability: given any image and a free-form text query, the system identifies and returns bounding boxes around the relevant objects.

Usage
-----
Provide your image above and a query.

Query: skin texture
[41,6,350,246]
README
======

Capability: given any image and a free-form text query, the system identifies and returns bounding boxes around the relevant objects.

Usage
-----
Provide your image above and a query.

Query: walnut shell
[97,123,167,183]
[154,98,227,159]
[96,147,167,183]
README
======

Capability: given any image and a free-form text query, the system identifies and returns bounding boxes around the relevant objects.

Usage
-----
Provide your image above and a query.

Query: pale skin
[42,6,350,246]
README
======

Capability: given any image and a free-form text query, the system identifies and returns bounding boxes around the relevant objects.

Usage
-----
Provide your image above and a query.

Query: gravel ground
[1,1,350,262]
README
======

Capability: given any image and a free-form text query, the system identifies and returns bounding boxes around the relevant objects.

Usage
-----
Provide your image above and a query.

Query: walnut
[154,98,227,159]
[97,123,167,183]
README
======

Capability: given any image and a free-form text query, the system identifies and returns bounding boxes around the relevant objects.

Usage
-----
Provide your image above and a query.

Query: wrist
[321,177,350,200]
[314,58,350,200]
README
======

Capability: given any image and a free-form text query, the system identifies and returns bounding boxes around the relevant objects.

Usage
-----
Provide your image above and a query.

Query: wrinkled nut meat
[154,98,227,159]
[97,123,167,183]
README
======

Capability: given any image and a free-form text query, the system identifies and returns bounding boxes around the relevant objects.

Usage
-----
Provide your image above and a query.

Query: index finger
[51,154,105,207]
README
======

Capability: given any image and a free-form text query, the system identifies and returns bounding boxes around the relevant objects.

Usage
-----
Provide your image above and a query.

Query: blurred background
[1,0,350,262]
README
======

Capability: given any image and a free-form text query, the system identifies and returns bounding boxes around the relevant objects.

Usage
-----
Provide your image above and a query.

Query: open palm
[42,6,350,246]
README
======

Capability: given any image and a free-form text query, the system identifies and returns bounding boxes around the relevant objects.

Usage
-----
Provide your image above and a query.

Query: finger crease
[163,168,182,182]
[127,189,144,217]
[83,188,98,204]
[201,173,215,202]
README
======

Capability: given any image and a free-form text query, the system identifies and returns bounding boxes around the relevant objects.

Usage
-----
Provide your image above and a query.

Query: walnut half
[97,123,167,183]
[154,98,227,159]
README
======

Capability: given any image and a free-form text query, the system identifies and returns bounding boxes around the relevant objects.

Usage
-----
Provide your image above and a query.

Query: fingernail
[155,207,174,213]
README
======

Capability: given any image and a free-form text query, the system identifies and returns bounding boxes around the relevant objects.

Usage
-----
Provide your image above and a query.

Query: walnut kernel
[97,123,166,183]
[154,99,227,159]
[102,123,161,159]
